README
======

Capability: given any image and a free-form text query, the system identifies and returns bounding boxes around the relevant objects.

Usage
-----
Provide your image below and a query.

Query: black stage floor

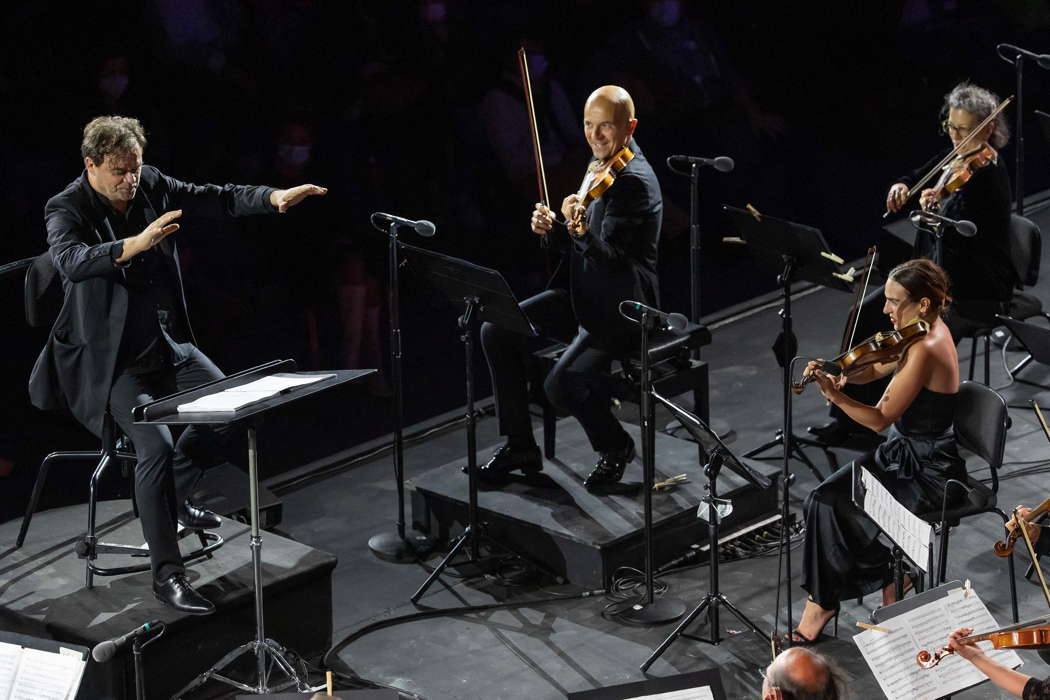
[9,203,1050,699]
[272,201,1050,699]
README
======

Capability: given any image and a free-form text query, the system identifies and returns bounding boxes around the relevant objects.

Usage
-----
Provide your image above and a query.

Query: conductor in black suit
[479,85,662,491]
[29,116,326,614]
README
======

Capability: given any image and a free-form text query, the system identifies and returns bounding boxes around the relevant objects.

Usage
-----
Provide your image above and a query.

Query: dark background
[4,0,1050,516]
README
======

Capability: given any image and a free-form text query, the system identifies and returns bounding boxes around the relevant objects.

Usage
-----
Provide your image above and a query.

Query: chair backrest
[953,380,1009,491]
[998,314,1050,366]
[1009,214,1041,288]
[24,253,62,329]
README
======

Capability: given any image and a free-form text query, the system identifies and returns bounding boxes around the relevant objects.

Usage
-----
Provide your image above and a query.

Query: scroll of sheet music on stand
[851,464,932,574]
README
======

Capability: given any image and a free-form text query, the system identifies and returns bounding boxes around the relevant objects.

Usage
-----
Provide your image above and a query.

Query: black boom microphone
[666,154,735,174]
[92,620,164,662]
[908,210,977,238]
[370,212,436,237]
[619,300,688,332]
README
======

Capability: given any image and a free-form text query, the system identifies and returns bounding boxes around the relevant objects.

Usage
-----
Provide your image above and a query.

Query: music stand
[137,359,375,696]
[641,390,770,672]
[397,243,538,603]
[722,204,850,640]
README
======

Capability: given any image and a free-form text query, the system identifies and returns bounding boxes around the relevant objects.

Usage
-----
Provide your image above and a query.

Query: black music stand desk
[135,359,374,695]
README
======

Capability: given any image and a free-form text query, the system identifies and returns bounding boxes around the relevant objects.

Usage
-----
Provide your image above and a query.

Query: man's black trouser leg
[109,347,229,582]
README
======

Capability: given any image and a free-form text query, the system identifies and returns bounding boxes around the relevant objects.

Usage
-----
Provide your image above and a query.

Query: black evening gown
[801,387,966,609]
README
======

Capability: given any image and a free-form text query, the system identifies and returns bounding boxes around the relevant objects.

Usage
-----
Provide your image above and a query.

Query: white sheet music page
[8,646,84,700]
[176,373,335,413]
[625,686,714,700]
[0,641,22,697]
[853,587,1022,700]
[860,466,931,570]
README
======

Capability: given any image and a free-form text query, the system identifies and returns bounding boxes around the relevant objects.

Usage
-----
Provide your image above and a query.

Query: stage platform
[0,500,336,699]
[411,421,780,589]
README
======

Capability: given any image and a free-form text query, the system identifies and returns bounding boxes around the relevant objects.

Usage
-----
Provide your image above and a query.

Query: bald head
[582,85,638,160]
[585,85,636,125]
[763,647,843,700]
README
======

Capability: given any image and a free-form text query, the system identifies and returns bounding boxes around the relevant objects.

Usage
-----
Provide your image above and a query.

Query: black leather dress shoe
[584,439,636,491]
[807,418,850,446]
[177,501,222,530]
[476,443,542,482]
[153,574,215,615]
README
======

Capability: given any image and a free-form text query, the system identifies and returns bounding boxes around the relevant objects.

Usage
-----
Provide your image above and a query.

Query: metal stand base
[642,593,769,671]
[368,530,434,562]
[175,638,305,696]
[744,428,833,481]
[412,524,503,603]
[617,597,687,626]
[174,425,309,696]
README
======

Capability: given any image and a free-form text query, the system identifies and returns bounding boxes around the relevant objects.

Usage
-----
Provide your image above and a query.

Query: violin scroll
[915,647,951,669]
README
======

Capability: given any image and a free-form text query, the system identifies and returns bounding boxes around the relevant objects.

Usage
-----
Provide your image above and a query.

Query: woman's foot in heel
[784,600,839,647]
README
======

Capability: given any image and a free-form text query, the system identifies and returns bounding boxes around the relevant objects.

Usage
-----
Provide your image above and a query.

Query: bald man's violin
[792,319,929,395]
[568,145,634,236]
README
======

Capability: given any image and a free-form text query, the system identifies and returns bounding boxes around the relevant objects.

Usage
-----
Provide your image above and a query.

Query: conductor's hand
[947,628,984,663]
[117,210,182,263]
[886,182,910,213]
[531,202,555,235]
[270,184,328,212]
[1006,506,1041,544]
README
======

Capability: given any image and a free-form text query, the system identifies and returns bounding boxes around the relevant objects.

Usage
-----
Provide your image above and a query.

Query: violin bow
[518,46,550,246]
[1033,400,1050,443]
[840,246,877,354]
[1014,504,1050,609]
[884,96,1013,217]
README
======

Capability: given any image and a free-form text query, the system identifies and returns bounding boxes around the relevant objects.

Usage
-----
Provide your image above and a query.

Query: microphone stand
[667,157,731,438]
[615,306,685,626]
[132,624,164,700]
[368,222,433,560]
[998,45,1026,215]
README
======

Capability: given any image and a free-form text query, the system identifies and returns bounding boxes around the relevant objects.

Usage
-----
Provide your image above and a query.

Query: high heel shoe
[783,601,840,647]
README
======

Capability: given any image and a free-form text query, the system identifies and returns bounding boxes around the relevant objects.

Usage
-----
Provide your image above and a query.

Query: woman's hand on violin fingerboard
[947,628,984,662]
[886,183,910,213]
[531,203,555,235]
[1007,507,1041,543]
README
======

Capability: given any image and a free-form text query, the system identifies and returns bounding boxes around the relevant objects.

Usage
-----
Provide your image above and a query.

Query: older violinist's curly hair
[888,258,952,315]
[941,82,1010,149]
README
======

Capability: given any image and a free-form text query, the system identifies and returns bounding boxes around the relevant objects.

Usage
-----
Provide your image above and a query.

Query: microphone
[619,300,689,332]
[908,210,977,238]
[997,43,1050,69]
[666,154,735,174]
[92,620,164,662]
[370,212,436,238]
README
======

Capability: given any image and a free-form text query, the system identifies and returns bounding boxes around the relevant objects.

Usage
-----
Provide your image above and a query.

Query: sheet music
[625,687,714,700]
[0,642,21,698]
[854,588,1022,700]
[8,647,84,700]
[177,373,335,413]
[859,466,931,570]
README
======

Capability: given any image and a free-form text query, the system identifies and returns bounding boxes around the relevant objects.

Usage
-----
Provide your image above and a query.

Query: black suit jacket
[28,166,276,436]
[552,139,662,350]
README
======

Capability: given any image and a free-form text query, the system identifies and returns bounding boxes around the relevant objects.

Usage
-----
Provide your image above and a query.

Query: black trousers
[480,289,631,453]
[109,346,231,582]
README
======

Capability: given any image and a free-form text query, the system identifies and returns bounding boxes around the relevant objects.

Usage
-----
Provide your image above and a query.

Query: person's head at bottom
[761,647,848,700]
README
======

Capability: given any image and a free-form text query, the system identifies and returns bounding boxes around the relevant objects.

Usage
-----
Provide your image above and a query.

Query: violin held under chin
[792,319,930,395]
